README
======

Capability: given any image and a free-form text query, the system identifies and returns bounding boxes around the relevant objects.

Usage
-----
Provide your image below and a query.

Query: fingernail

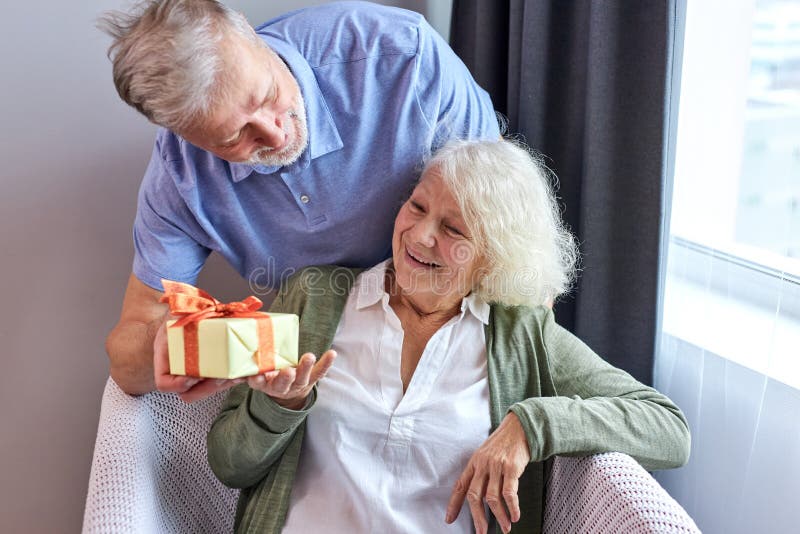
[186,378,200,387]
[215,379,226,386]
[233,378,246,384]
[445,513,452,523]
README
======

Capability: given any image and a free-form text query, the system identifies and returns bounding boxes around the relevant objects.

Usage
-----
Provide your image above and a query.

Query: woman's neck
[384,265,462,324]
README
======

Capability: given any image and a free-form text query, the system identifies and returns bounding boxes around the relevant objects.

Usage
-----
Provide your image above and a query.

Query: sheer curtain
[654,1,800,532]
[656,254,800,533]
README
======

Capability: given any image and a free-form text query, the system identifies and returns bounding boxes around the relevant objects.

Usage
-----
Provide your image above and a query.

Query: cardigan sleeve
[206,284,317,489]
[207,385,315,489]
[508,310,691,471]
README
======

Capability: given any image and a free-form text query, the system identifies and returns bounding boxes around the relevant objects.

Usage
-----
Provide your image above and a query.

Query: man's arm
[106,273,167,395]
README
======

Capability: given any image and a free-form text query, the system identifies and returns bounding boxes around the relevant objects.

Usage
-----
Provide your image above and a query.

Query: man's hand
[445,412,531,534]
[153,315,246,403]
[247,350,337,410]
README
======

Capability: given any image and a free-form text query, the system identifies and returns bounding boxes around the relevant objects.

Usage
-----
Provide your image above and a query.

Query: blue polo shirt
[132,1,498,291]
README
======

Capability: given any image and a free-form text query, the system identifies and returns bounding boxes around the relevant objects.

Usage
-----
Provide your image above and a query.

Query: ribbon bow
[160,279,268,327]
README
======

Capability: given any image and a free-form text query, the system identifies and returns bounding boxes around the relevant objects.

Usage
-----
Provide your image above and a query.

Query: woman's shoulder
[485,302,556,349]
[277,265,365,308]
[489,302,554,328]
[487,302,576,353]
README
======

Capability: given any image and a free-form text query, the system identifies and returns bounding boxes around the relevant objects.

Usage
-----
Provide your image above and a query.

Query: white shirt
[282,260,491,533]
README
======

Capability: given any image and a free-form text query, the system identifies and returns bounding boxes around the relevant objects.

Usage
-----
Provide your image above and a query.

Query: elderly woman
[207,139,690,534]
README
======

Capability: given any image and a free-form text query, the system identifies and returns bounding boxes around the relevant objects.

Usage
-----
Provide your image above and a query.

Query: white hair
[98,0,262,133]
[427,139,579,307]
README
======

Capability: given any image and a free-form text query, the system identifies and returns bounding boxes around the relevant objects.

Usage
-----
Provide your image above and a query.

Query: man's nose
[251,110,286,149]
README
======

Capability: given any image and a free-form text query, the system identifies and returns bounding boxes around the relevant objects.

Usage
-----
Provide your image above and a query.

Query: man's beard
[245,99,308,168]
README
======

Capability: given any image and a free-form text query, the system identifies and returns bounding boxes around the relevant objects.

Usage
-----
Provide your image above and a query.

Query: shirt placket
[378,300,463,463]
[280,171,328,227]
[377,296,404,413]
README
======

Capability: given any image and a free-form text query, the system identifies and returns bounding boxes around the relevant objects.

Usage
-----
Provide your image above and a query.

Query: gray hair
[98,0,261,133]
[427,139,579,307]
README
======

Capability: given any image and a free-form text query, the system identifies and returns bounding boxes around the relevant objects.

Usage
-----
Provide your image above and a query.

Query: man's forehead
[207,52,275,135]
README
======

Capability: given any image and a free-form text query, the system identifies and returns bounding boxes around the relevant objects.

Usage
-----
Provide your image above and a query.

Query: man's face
[182,34,308,167]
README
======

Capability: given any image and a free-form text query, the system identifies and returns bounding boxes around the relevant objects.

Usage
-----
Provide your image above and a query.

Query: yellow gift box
[160,279,299,379]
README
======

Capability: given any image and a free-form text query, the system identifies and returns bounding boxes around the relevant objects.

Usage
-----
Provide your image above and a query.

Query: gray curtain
[451,0,686,385]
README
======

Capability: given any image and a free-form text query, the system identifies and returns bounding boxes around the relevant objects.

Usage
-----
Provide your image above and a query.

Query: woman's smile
[405,245,442,268]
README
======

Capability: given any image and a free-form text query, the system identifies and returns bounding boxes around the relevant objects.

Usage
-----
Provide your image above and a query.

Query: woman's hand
[445,411,531,534]
[247,350,337,410]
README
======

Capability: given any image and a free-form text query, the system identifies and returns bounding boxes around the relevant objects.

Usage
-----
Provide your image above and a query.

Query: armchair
[83,378,699,533]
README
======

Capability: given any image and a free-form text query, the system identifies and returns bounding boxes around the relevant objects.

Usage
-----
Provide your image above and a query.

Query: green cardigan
[207,266,690,534]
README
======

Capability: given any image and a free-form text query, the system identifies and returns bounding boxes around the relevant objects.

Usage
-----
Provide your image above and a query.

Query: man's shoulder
[256,1,431,66]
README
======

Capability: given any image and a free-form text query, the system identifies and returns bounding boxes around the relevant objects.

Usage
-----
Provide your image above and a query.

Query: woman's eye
[409,201,425,213]
[445,225,464,237]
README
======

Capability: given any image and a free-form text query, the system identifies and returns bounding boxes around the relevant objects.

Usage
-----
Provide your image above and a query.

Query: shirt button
[300,194,310,204]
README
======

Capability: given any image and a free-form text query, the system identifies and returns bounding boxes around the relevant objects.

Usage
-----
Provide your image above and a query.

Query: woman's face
[391,168,482,302]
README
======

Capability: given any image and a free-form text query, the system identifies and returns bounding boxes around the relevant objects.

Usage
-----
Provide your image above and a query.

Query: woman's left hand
[445,412,531,534]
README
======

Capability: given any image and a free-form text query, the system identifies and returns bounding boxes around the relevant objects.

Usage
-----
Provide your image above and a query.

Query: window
[656,6,800,531]
[663,0,800,389]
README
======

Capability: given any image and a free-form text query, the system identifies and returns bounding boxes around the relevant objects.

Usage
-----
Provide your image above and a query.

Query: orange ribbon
[160,279,275,377]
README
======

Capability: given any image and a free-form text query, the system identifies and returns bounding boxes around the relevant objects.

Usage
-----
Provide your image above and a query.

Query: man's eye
[409,201,425,213]
[222,132,243,148]
[263,87,278,106]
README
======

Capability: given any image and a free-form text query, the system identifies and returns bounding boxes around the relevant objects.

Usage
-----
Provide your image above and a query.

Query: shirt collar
[229,35,344,183]
[354,260,491,325]
[354,260,391,310]
[461,292,490,325]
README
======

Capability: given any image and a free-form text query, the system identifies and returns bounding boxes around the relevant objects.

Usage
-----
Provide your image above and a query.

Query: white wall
[0,1,449,531]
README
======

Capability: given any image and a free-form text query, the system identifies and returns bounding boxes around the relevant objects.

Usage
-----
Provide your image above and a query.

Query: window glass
[671,0,800,276]
[665,0,800,388]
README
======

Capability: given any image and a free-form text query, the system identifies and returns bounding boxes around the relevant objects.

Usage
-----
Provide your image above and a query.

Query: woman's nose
[410,218,437,248]
[251,110,286,149]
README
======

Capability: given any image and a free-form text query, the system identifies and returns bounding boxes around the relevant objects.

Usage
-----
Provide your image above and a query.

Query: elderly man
[101,0,499,401]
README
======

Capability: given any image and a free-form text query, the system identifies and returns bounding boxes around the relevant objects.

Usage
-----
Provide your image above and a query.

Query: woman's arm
[206,287,312,489]
[510,311,690,471]
[206,382,314,489]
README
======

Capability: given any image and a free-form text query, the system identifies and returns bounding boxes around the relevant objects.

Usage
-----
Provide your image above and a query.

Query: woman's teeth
[408,248,440,267]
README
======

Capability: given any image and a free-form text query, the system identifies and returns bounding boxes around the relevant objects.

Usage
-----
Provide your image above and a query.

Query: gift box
[160,280,299,379]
